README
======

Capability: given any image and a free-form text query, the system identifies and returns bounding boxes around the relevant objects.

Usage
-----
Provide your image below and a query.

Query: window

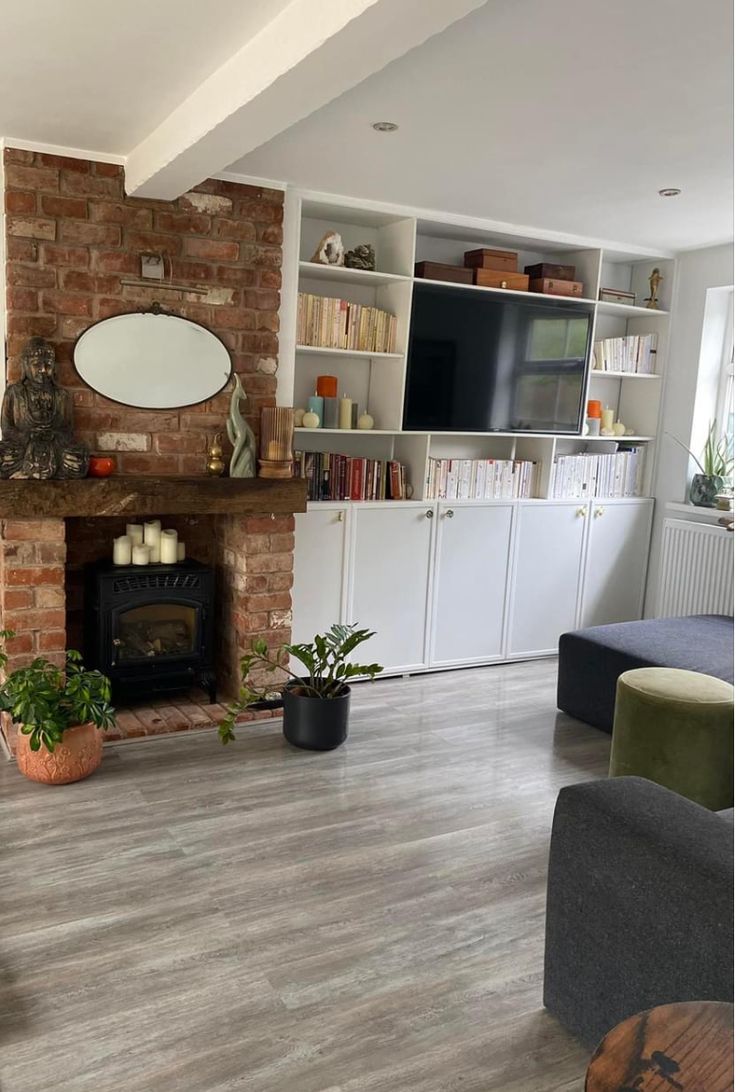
[715,290,734,449]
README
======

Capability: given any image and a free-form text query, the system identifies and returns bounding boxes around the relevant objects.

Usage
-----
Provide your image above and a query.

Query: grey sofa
[557,614,734,733]
[543,776,734,1048]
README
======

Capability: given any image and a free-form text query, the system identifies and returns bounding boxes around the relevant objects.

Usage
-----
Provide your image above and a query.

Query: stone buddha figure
[0,336,89,479]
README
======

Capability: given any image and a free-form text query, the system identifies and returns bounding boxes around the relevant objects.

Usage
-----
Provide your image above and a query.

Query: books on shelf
[297,292,398,353]
[592,333,658,374]
[294,451,408,501]
[550,448,644,499]
[426,458,539,500]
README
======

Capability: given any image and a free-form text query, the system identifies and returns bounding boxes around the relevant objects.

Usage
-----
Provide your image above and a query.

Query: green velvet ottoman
[609,667,734,810]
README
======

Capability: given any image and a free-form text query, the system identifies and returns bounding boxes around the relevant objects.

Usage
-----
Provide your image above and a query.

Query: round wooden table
[585,1001,734,1091]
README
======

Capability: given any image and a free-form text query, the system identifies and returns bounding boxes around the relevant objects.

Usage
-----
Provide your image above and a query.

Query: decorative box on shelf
[464,248,518,272]
[599,287,637,305]
[524,262,576,282]
[473,269,530,291]
[414,261,473,284]
[529,277,583,297]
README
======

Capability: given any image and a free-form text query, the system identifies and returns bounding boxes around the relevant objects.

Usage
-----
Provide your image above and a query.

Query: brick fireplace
[1,148,306,748]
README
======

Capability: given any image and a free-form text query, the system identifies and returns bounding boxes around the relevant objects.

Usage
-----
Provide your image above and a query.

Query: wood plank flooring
[0,659,610,1091]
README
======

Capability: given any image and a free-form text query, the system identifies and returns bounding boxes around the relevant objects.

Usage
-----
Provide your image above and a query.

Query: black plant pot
[282,682,351,751]
[690,473,724,508]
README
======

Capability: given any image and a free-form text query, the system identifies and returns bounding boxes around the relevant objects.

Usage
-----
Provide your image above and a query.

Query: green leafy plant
[669,421,734,479]
[219,623,383,744]
[0,630,116,753]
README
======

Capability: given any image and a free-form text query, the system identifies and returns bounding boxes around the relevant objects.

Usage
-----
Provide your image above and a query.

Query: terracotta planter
[15,722,103,785]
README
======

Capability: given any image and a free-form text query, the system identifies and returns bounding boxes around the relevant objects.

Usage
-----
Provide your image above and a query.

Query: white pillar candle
[132,544,151,566]
[177,542,186,562]
[339,396,353,430]
[144,520,161,563]
[113,535,132,566]
[160,529,178,564]
[126,523,144,546]
[601,407,615,433]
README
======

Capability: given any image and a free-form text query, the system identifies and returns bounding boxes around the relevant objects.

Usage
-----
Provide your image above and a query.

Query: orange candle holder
[586,399,602,419]
[316,375,338,398]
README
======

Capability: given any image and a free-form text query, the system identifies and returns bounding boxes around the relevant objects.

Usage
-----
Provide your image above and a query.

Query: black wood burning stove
[84,560,216,704]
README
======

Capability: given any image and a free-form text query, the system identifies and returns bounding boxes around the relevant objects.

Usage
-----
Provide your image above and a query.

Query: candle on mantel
[113,535,132,566]
[126,523,144,546]
[132,544,151,566]
[177,542,186,562]
[160,529,178,564]
[144,520,161,563]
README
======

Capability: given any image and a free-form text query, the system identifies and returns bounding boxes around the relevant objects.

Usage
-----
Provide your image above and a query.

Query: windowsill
[666,501,733,524]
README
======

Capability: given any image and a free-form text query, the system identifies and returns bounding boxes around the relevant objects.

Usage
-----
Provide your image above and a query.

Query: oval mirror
[73,309,232,409]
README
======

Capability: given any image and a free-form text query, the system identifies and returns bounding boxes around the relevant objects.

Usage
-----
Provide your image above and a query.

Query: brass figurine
[645,267,663,309]
[0,337,89,479]
[206,433,225,477]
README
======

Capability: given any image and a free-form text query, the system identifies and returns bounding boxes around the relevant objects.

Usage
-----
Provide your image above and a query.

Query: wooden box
[599,288,636,305]
[529,277,583,297]
[524,262,576,282]
[414,261,473,284]
[464,248,518,272]
[473,268,529,291]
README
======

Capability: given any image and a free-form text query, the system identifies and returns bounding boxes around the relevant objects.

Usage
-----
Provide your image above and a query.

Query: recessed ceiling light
[658,187,682,197]
[372,121,398,132]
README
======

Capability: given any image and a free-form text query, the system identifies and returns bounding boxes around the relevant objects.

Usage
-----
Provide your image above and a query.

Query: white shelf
[415,276,598,307]
[298,261,410,288]
[296,345,403,360]
[589,371,661,380]
[295,427,401,436]
[596,300,669,318]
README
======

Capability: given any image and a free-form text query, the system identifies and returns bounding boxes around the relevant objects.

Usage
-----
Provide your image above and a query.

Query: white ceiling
[0,0,732,252]
[0,0,292,151]
[229,0,734,253]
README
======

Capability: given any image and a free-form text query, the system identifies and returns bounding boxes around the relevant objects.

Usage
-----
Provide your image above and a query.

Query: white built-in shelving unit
[279,192,674,505]
[280,191,674,676]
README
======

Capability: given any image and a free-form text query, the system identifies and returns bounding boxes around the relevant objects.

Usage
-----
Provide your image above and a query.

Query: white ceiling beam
[124,0,487,200]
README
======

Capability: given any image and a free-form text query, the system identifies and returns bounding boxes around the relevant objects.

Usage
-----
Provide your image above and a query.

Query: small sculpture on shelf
[310,231,344,266]
[344,243,376,271]
[0,336,89,479]
[645,267,663,309]
[206,433,226,477]
[227,376,256,478]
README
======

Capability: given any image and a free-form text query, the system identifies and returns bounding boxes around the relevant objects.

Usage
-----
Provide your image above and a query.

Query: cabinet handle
[445,509,455,519]
[576,507,587,518]
[336,511,344,522]
[425,509,434,519]
[594,507,604,518]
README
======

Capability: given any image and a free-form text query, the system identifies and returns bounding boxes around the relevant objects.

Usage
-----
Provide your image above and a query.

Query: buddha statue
[0,337,89,479]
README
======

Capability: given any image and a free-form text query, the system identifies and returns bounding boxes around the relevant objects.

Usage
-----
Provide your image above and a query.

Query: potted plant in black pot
[218,624,382,751]
[0,631,116,785]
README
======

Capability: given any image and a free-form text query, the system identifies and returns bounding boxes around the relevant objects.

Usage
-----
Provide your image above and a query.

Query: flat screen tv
[403,282,594,433]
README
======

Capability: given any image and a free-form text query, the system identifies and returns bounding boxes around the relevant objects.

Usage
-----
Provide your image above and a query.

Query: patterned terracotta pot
[15,722,103,785]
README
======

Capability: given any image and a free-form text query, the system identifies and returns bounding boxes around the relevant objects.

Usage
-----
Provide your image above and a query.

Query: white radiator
[657,518,734,617]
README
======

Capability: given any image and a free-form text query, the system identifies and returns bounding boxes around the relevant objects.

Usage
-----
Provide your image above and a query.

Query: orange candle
[316,375,338,398]
[586,399,602,419]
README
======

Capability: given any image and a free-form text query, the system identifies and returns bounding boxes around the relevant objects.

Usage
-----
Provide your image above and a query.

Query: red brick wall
[3,147,283,471]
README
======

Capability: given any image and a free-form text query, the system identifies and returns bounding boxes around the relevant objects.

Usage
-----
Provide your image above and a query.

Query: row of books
[297,293,398,354]
[592,333,658,374]
[426,458,540,500]
[294,451,408,501]
[550,449,644,499]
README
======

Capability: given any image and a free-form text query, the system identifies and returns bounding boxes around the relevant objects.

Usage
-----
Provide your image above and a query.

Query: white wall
[645,241,734,614]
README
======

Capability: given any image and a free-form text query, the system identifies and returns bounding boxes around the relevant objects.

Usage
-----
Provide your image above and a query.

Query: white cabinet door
[349,504,434,672]
[431,503,514,666]
[292,507,349,645]
[581,500,653,628]
[507,502,587,656]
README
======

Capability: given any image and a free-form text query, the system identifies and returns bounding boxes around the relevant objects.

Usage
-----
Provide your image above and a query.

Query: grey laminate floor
[0,659,610,1092]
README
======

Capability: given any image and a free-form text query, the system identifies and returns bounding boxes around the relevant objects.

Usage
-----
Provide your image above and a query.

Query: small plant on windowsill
[669,422,734,508]
[219,624,383,751]
[0,630,116,785]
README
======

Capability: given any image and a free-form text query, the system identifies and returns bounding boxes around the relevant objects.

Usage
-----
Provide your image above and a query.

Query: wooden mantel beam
[124,0,487,200]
